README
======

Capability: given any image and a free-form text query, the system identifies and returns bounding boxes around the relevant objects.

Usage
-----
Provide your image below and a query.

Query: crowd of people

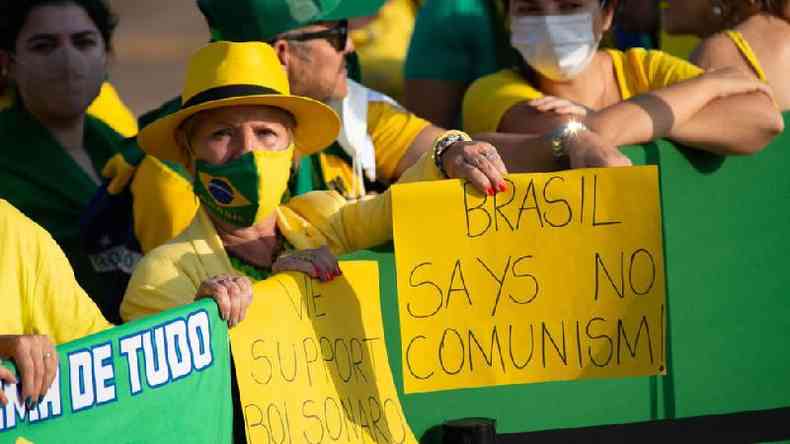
[0,0,786,412]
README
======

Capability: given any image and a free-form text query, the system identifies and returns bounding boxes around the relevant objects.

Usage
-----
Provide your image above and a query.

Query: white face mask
[510,10,601,81]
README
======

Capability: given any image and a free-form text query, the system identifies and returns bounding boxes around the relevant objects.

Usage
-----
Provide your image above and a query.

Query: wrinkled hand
[273,246,341,283]
[702,66,774,100]
[195,275,253,328]
[442,140,509,195]
[529,96,589,117]
[566,129,632,169]
[0,335,58,408]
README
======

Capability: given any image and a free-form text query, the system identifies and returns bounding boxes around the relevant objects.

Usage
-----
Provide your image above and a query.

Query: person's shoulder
[85,112,127,145]
[0,199,56,252]
[0,198,25,225]
[278,191,348,250]
[465,68,539,104]
[470,68,524,88]
[691,31,742,68]
[283,191,347,219]
[132,230,195,276]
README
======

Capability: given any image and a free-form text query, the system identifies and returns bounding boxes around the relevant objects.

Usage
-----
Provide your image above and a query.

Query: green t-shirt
[405,0,513,84]
[0,105,126,322]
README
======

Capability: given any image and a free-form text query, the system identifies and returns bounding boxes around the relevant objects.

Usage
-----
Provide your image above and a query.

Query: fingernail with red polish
[486,188,495,196]
[498,183,507,193]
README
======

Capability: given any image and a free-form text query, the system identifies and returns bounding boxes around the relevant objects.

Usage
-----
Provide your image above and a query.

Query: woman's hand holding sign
[442,140,510,195]
[195,275,254,329]
[0,335,58,408]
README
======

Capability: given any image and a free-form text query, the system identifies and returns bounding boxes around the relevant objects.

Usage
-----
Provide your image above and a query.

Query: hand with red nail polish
[272,246,340,283]
[440,139,509,195]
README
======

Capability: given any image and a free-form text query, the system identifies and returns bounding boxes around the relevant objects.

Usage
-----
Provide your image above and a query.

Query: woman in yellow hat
[121,41,507,325]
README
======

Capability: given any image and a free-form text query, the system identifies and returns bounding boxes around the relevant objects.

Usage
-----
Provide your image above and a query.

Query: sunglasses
[279,20,349,52]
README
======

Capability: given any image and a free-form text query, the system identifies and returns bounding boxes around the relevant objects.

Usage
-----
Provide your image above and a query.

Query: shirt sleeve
[462,69,544,134]
[368,101,431,181]
[26,209,113,344]
[132,156,200,253]
[625,48,704,97]
[121,250,200,322]
[280,153,444,255]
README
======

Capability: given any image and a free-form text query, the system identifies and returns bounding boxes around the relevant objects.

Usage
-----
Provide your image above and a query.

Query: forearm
[393,124,445,178]
[668,92,783,154]
[585,76,714,147]
[473,132,560,173]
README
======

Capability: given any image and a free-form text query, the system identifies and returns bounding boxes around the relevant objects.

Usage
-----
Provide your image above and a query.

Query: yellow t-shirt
[462,48,704,135]
[368,100,431,180]
[0,200,112,343]
[120,153,443,322]
[1,82,138,138]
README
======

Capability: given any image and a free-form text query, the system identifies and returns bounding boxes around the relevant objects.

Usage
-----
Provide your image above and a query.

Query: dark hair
[720,0,789,26]
[0,0,117,52]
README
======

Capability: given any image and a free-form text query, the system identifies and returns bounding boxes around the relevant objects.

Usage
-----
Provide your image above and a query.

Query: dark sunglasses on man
[276,20,349,52]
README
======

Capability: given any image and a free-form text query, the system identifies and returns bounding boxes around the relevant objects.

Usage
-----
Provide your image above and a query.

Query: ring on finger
[44,352,52,359]
[463,155,483,167]
[483,150,498,159]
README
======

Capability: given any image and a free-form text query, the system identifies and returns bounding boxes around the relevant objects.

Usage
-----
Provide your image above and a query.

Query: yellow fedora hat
[138,41,340,165]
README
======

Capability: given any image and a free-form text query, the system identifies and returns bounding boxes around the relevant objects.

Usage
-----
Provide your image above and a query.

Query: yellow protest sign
[230,262,417,444]
[392,166,666,394]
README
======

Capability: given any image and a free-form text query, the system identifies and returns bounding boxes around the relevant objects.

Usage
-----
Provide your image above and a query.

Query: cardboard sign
[392,166,666,394]
[231,262,417,444]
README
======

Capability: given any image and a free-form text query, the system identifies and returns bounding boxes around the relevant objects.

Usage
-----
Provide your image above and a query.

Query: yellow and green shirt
[0,200,112,342]
[462,48,704,135]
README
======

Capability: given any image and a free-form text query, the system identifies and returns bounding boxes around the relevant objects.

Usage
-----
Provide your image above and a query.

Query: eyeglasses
[278,20,349,52]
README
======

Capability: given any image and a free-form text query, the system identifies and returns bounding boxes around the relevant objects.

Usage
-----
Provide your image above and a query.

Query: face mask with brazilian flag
[194,146,294,227]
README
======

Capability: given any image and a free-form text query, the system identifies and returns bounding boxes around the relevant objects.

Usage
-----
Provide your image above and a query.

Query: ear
[175,126,195,160]
[600,0,618,33]
[272,39,290,69]
[0,50,8,79]
[0,50,14,81]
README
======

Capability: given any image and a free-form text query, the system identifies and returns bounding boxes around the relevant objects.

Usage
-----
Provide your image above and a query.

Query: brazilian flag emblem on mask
[193,147,294,227]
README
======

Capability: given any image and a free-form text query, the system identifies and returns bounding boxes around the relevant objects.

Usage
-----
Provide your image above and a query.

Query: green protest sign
[0,300,232,444]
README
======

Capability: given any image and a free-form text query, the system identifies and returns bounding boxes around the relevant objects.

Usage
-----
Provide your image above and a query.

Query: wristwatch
[432,130,472,177]
[548,121,589,158]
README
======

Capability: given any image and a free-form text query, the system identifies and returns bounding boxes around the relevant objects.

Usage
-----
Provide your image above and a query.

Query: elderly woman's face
[184,105,296,166]
[10,3,107,122]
